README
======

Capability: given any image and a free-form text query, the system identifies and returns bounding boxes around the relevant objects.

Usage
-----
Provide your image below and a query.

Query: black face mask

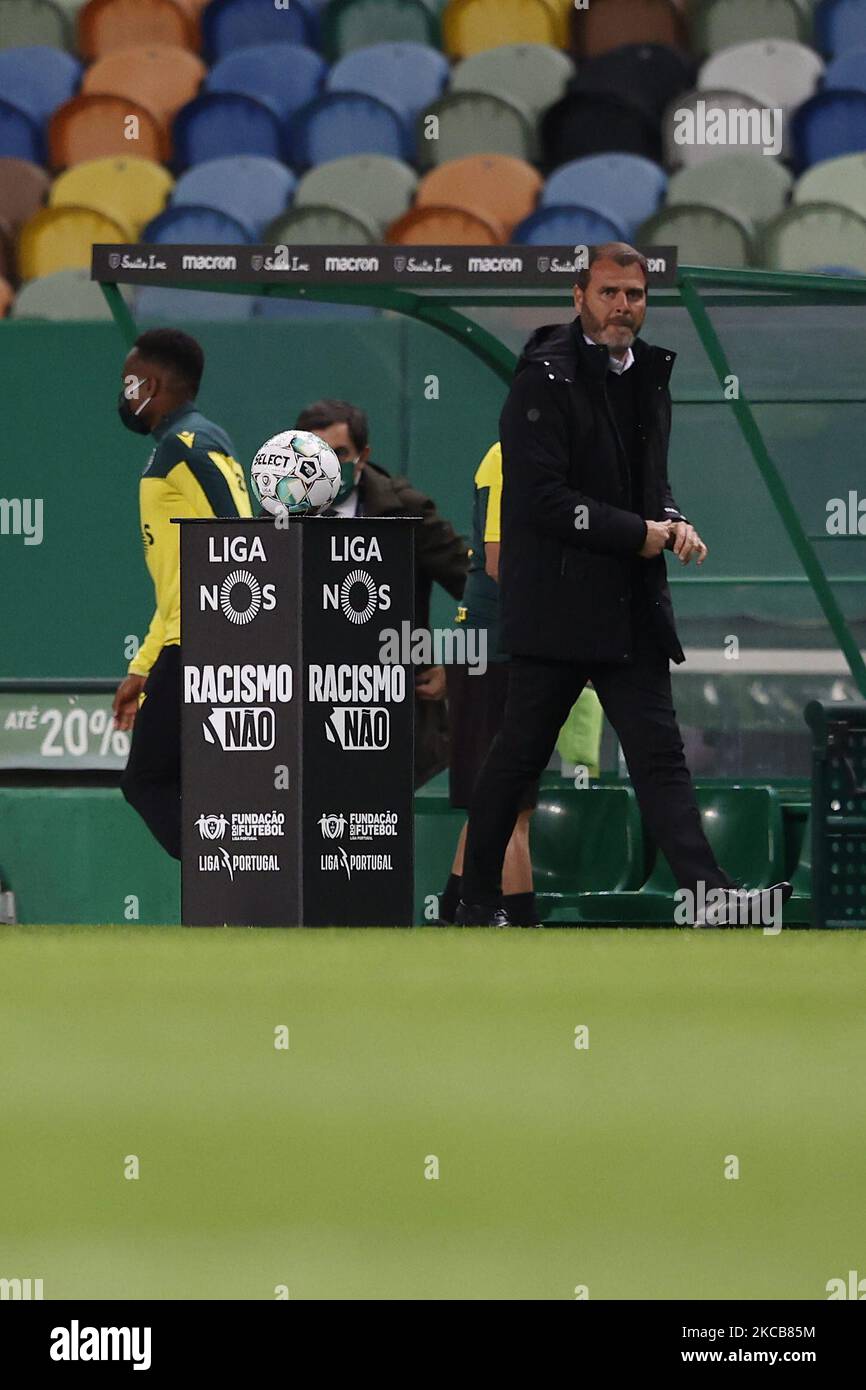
[117,383,153,435]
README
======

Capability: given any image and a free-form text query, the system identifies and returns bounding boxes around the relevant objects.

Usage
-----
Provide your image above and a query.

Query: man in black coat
[457,243,790,927]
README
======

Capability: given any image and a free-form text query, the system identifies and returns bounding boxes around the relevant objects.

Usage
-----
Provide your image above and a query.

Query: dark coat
[499,316,689,665]
[356,460,470,787]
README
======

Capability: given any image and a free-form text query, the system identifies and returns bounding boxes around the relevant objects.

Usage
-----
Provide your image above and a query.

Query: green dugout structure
[2,248,865,926]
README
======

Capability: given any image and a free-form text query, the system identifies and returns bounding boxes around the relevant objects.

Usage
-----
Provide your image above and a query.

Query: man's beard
[582,308,639,352]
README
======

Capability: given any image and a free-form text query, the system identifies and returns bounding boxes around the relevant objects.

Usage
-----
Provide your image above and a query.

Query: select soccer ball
[250,430,342,516]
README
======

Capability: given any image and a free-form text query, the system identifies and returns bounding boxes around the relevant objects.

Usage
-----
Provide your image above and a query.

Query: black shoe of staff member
[455,899,512,927]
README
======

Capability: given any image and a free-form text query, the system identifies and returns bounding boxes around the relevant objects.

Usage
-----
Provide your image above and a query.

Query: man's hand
[415,665,446,701]
[668,521,708,565]
[638,519,673,558]
[113,673,146,731]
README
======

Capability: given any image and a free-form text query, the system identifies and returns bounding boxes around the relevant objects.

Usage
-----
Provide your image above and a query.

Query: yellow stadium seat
[82,44,205,133]
[18,204,129,280]
[442,0,564,60]
[50,156,173,238]
[77,0,199,61]
[49,93,168,170]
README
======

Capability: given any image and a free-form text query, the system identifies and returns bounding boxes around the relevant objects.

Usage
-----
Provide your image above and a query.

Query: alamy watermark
[673,100,783,158]
[379,621,487,675]
[0,497,43,545]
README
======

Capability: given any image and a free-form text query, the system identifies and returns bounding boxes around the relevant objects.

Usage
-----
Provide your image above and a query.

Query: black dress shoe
[455,899,512,927]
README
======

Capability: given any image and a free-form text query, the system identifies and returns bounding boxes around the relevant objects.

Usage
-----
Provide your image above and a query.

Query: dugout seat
[205,43,326,123]
[386,203,504,243]
[0,101,44,166]
[542,155,667,239]
[514,203,627,245]
[142,203,251,244]
[815,0,866,58]
[759,202,866,274]
[323,0,441,60]
[327,42,449,121]
[18,203,128,279]
[793,90,866,171]
[692,0,808,55]
[416,155,541,237]
[638,202,753,266]
[824,49,866,94]
[541,91,663,169]
[567,43,695,122]
[666,152,792,231]
[0,0,70,50]
[295,155,417,235]
[77,0,199,61]
[82,44,206,135]
[172,92,283,172]
[202,0,318,61]
[49,94,167,169]
[417,91,536,169]
[450,43,574,121]
[0,47,81,125]
[11,265,134,318]
[698,39,823,113]
[171,156,295,240]
[0,159,50,231]
[794,153,866,221]
[265,203,379,243]
[442,0,565,60]
[571,0,689,60]
[50,155,173,239]
[533,785,646,908]
[288,92,412,171]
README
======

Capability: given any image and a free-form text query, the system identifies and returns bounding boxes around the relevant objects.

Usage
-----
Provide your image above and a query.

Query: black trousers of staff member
[461,592,734,904]
[121,645,182,860]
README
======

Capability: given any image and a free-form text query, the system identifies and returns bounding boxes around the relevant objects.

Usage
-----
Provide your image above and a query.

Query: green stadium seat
[638,202,753,267]
[794,153,866,221]
[417,91,536,169]
[692,0,809,55]
[665,152,793,230]
[760,202,866,274]
[265,204,379,245]
[698,38,823,113]
[0,0,70,50]
[533,785,646,897]
[11,265,134,319]
[450,42,575,121]
[324,0,441,61]
[294,155,418,236]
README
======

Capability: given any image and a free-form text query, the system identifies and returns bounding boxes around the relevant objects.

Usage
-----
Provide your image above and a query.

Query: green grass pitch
[1,926,864,1301]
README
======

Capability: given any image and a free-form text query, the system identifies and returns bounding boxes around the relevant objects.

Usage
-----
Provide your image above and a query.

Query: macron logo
[50,1320,152,1371]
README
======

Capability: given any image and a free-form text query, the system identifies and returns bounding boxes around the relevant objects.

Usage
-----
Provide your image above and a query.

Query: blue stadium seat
[815,0,866,59]
[142,204,253,244]
[205,43,326,123]
[0,47,80,124]
[288,91,411,170]
[541,154,666,239]
[326,41,449,121]
[793,89,866,170]
[202,0,319,61]
[172,92,284,172]
[136,286,258,322]
[514,204,628,246]
[823,48,866,93]
[171,156,296,238]
[0,100,43,165]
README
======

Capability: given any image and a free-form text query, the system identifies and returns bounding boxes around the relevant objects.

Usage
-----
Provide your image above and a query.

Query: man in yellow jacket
[112,329,251,858]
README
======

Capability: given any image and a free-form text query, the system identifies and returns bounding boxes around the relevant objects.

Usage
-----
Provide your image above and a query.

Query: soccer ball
[250,430,342,516]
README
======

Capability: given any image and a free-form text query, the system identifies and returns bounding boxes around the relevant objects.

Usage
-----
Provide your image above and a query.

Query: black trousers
[121,644,181,861]
[462,605,733,903]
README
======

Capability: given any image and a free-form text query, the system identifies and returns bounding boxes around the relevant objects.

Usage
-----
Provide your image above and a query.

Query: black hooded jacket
[498,316,689,665]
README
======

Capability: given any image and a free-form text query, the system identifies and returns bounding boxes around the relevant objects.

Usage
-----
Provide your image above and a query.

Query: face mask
[117,378,154,435]
[334,457,359,504]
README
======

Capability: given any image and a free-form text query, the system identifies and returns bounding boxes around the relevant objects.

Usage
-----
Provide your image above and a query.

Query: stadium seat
[295,155,417,234]
[172,92,284,171]
[265,204,379,243]
[532,786,646,902]
[815,0,866,58]
[142,203,252,244]
[760,202,866,273]
[663,88,788,169]
[442,0,565,60]
[11,265,134,318]
[49,94,167,169]
[824,48,866,93]
[288,92,412,170]
[0,272,13,316]
[386,203,504,243]
[698,40,823,113]
[0,0,70,50]
[417,92,536,168]
[572,0,689,59]
[171,156,295,239]
[794,152,866,220]
[0,216,16,284]
[202,0,318,60]
[541,91,663,168]
[542,154,667,238]
[0,47,81,124]
[205,43,326,123]
[50,155,173,238]
[450,43,575,121]
[415,155,541,237]
[639,202,753,265]
[135,284,258,320]
[0,100,44,166]
[515,203,628,245]
[692,0,809,54]
[568,42,695,122]
[82,44,206,134]
[77,0,200,60]
[793,90,866,170]
[53,0,89,17]
[666,152,792,229]
[0,159,50,230]
[18,203,128,279]
[323,0,440,59]
[327,42,449,122]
